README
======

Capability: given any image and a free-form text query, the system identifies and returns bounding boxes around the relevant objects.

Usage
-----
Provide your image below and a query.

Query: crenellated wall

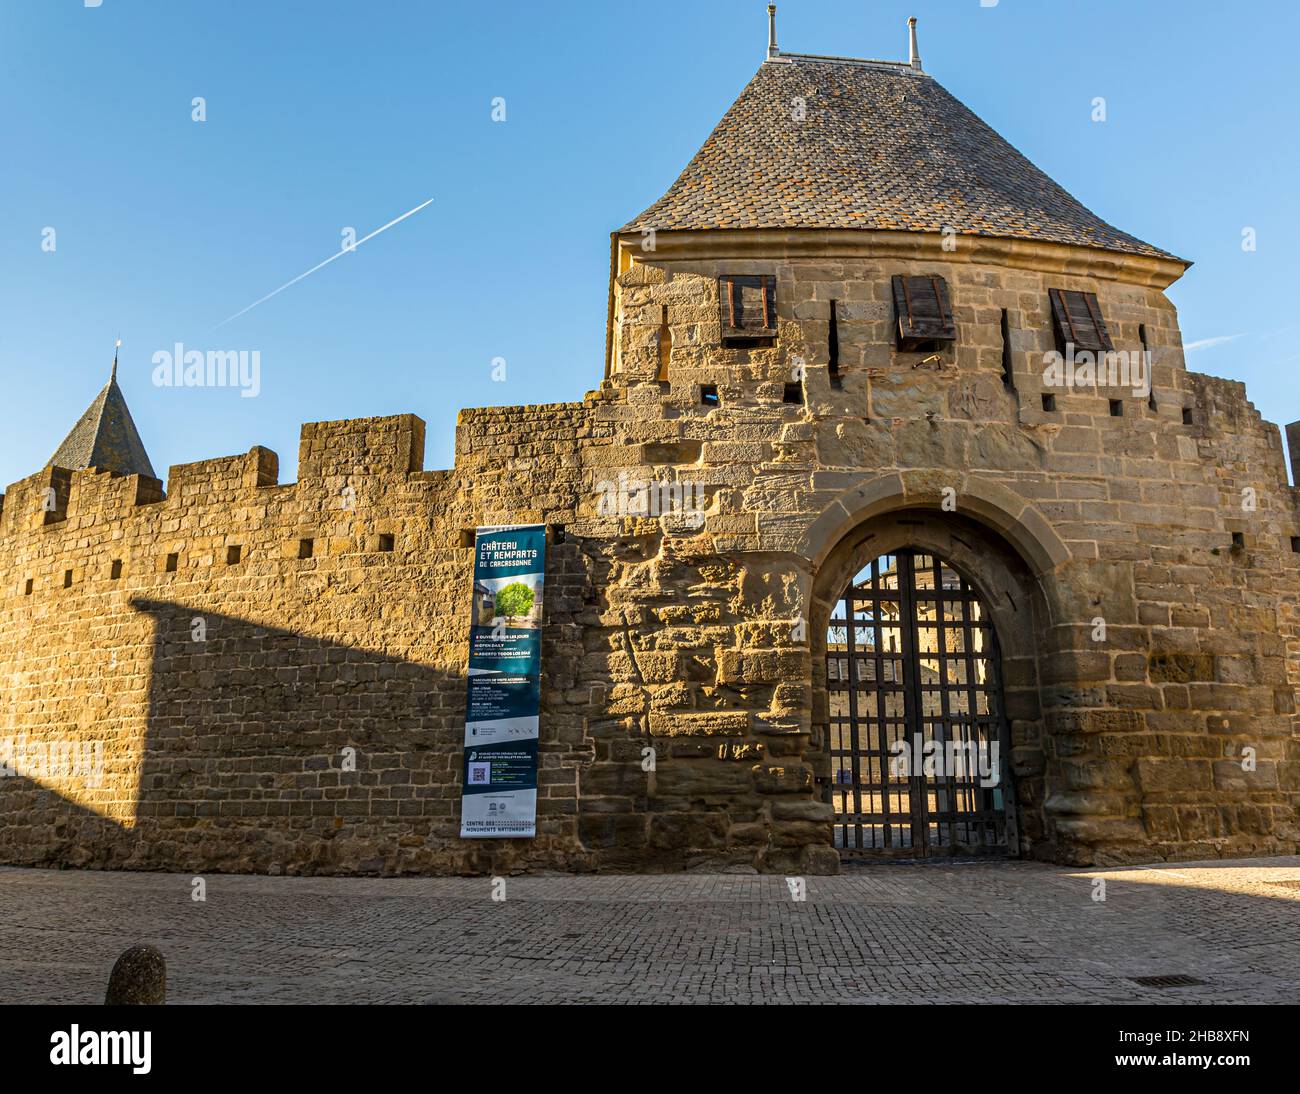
[0,414,602,874]
[1,230,1297,875]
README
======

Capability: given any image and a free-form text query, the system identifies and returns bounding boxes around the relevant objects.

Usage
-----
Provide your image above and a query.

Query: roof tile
[48,373,156,480]
[621,56,1177,261]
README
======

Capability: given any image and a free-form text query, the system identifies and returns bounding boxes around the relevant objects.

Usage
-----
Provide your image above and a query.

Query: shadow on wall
[0,599,582,876]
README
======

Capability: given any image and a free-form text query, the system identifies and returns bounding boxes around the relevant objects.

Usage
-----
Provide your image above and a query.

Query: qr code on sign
[468,762,491,785]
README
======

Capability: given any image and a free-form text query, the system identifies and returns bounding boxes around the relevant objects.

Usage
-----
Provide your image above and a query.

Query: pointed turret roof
[48,351,157,479]
[621,52,1179,262]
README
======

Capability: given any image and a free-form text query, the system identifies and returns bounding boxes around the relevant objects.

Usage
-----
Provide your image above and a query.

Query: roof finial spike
[767,4,779,59]
[112,337,121,382]
[908,16,922,72]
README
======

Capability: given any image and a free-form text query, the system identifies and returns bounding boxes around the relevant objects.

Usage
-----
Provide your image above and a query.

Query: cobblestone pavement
[2,857,1298,1004]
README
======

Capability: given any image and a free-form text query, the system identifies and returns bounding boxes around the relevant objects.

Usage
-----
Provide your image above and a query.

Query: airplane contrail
[213,197,434,329]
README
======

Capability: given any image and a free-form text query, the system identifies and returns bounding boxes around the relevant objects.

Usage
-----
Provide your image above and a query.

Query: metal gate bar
[827,549,1014,858]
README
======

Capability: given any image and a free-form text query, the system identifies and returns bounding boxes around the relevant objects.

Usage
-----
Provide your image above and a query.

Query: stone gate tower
[1,12,1296,875]
[595,11,1300,869]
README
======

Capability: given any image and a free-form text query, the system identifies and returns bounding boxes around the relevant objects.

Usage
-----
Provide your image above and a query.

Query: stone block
[1148,652,1215,683]
[648,711,750,737]
[751,764,814,795]
[1135,759,1213,793]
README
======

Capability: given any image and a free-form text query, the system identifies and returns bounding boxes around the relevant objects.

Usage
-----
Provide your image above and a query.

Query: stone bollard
[105,945,166,1005]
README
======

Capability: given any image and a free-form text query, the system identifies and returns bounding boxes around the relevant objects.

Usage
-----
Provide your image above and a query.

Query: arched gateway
[825,549,1017,858]
[808,501,1055,863]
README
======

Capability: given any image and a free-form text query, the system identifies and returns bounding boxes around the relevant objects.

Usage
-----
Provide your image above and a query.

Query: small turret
[47,341,156,479]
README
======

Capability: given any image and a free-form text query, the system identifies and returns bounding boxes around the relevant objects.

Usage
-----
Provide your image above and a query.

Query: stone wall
[0,415,600,874]
[596,231,1300,866]
[1,230,1297,874]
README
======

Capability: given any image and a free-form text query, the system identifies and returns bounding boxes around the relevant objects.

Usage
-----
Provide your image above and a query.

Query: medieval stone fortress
[2,7,1297,884]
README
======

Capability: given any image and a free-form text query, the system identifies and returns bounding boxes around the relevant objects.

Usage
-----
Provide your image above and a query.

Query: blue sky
[2,0,1297,489]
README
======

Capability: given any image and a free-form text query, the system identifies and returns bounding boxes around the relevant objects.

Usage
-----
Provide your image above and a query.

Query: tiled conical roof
[621,54,1177,261]
[48,359,156,479]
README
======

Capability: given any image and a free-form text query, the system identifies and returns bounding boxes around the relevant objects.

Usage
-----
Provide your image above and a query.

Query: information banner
[459,524,546,838]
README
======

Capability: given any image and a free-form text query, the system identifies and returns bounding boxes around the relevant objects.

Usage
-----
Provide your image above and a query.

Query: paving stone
[1,858,1296,1004]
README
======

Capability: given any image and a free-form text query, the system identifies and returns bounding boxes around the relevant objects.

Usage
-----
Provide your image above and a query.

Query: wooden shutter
[1049,289,1114,354]
[719,275,777,340]
[892,275,957,350]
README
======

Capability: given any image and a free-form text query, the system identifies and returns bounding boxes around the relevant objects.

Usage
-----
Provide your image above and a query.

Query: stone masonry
[1,27,1298,876]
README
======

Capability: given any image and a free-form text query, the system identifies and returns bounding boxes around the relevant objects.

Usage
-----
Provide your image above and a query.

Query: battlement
[0,464,163,538]
[300,413,426,480]
[454,399,600,458]
[0,414,434,543]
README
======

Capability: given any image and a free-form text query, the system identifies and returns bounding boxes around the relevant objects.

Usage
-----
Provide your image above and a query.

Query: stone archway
[809,507,1056,859]
[823,547,1016,857]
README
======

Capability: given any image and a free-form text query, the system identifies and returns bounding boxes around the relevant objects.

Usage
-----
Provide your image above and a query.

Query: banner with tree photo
[460,524,546,838]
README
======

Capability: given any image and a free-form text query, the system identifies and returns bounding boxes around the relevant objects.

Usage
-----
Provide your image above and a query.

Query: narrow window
[1231,532,1245,550]
[1291,536,1300,554]
[24,578,33,596]
[1109,399,1123,417]
[892,275,957,352]
[828,301,842,388]
[718,274,777,344]
[783,382,803,405]
[1041,393,1056,412]
[165,552,178,573]
[378,534,395,553]
[298,538,314,560]
[1048,288,1113,356]
[1182,406,1194,426]
[110,559,123,580]
[1140,324,1157,411]
[226,545,242,565]
[656,304,671,384]
[1000,309,1015,391]
[700,384,719,407]
[63,569,72,588]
